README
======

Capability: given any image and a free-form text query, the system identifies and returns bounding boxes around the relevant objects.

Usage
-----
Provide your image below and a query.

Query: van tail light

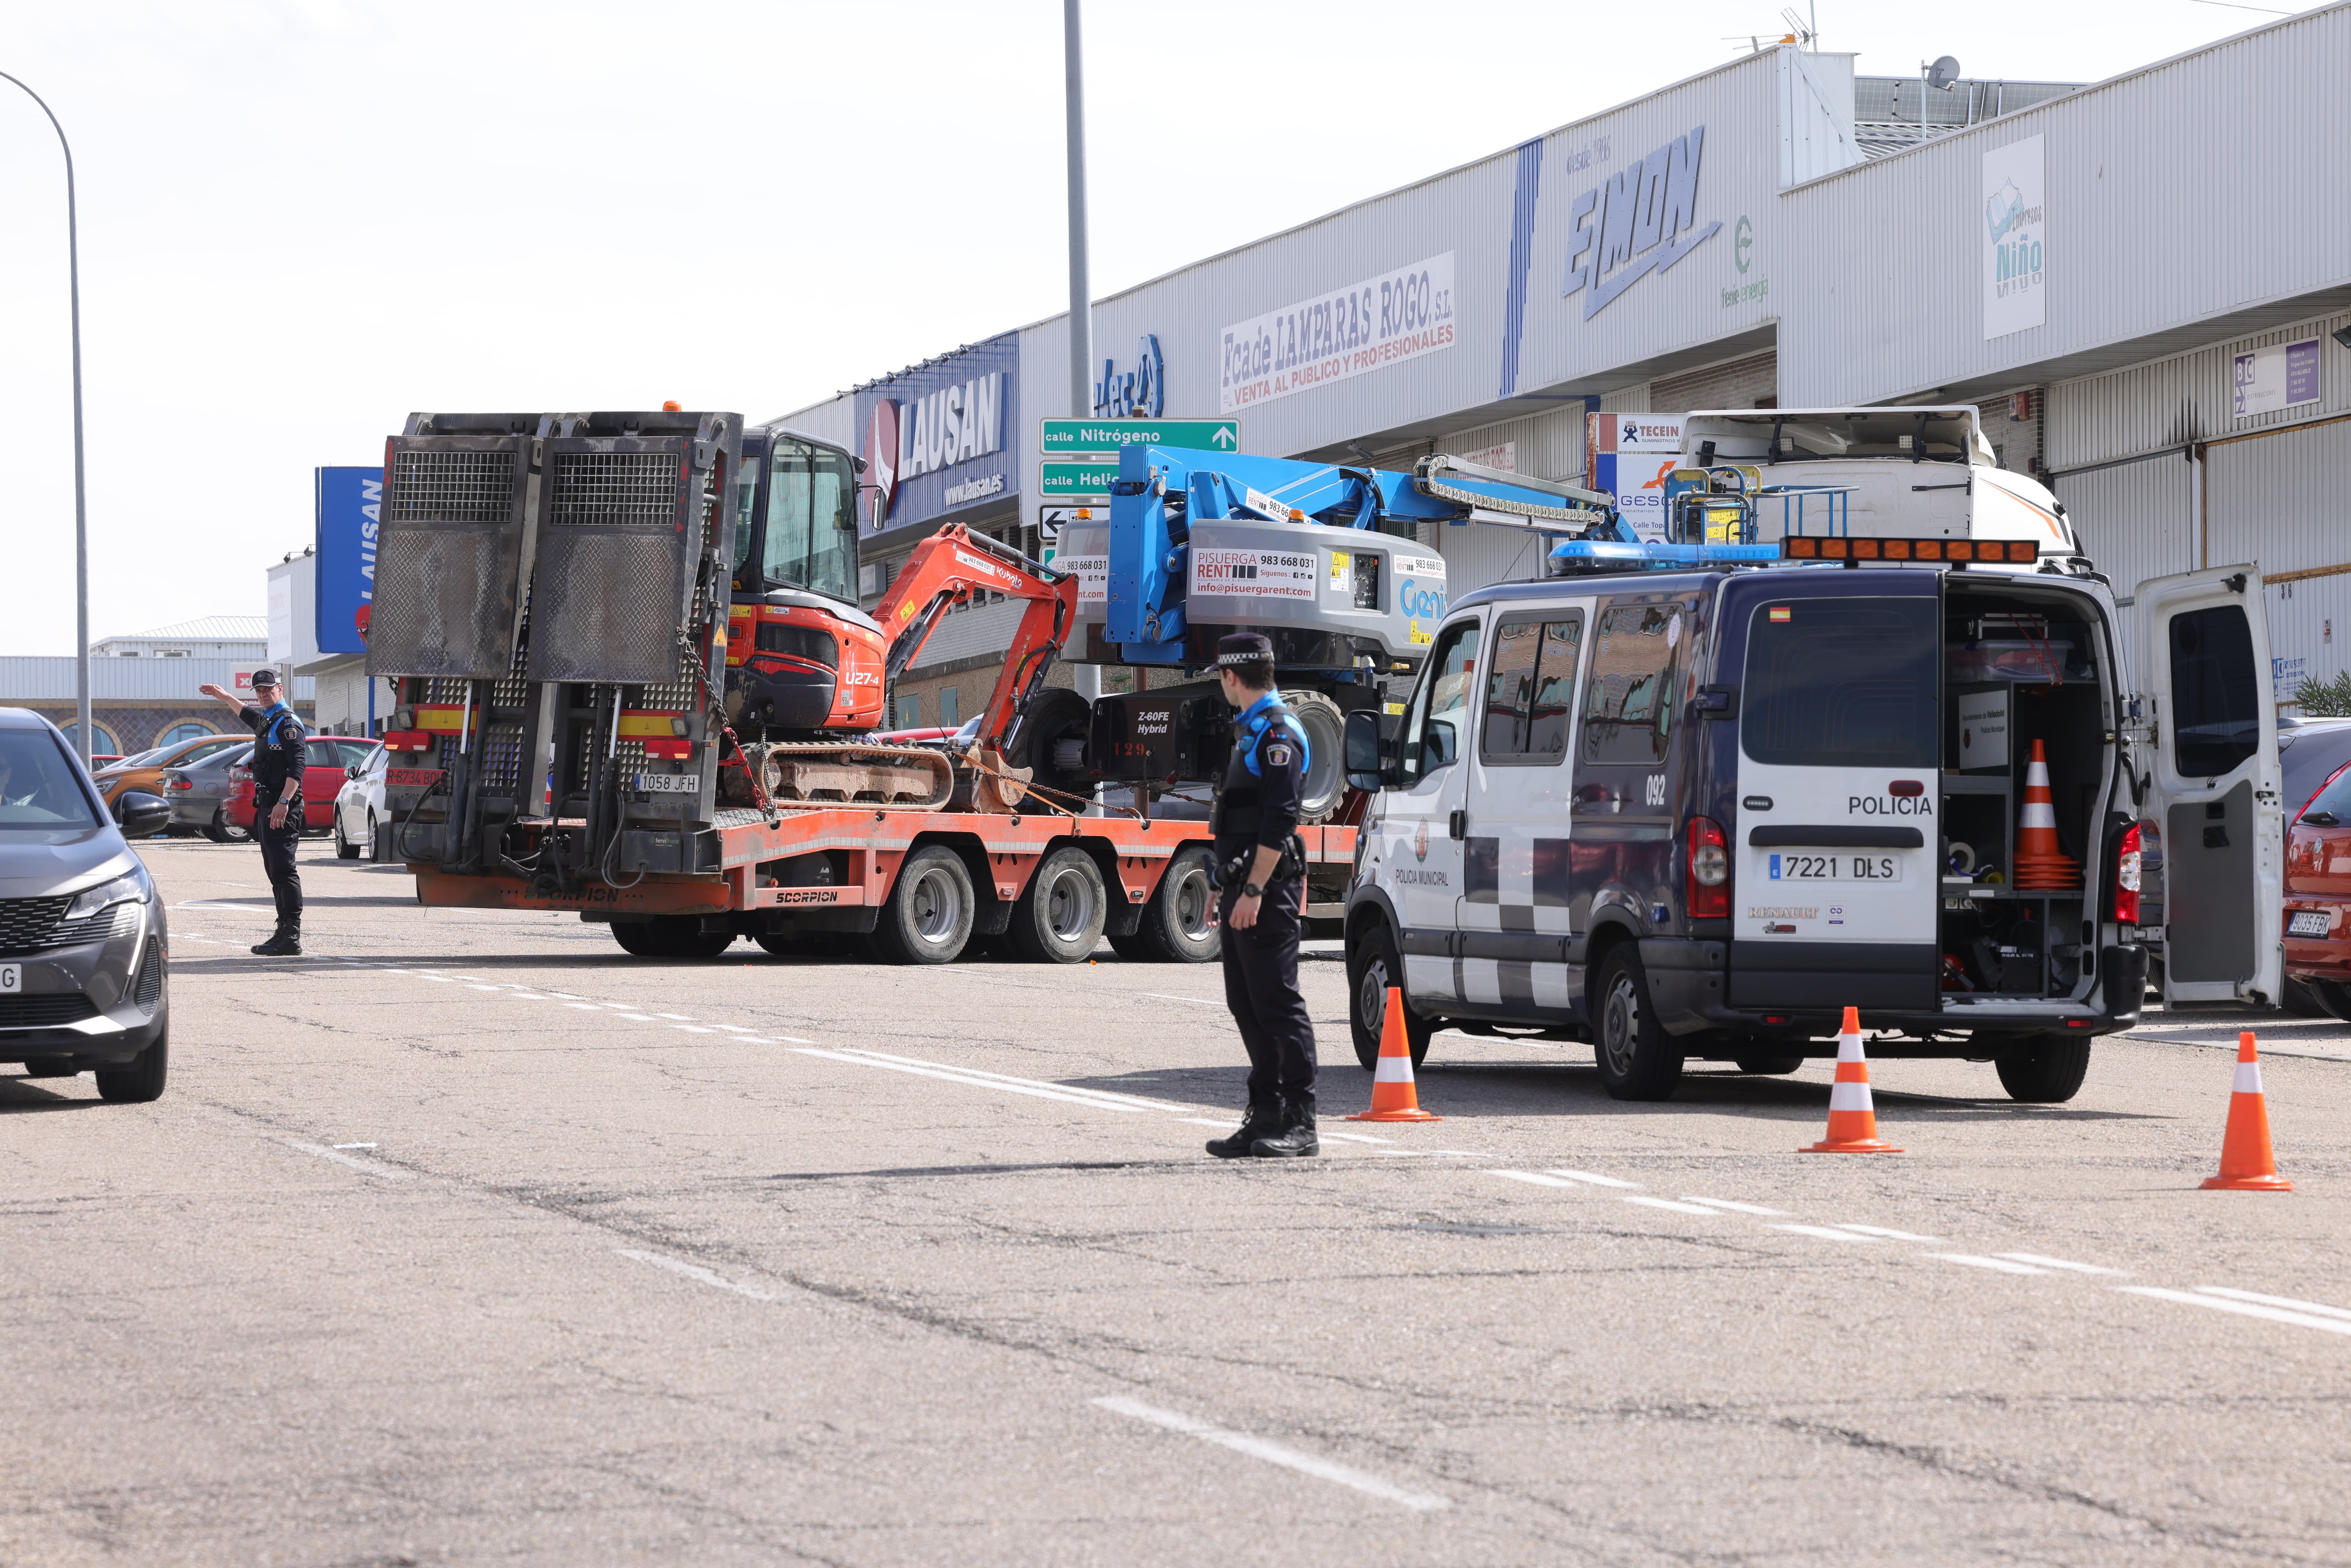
[2112,821,2143,925]
[1687,816,1730,917]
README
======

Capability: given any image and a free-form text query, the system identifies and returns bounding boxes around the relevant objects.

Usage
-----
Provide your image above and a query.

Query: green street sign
[1038,417,1241,456]
[1037,461,1120,499]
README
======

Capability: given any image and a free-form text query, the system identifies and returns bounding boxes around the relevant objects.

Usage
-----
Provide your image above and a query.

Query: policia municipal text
[1204,632,1319,1159]
[199,672,307,956]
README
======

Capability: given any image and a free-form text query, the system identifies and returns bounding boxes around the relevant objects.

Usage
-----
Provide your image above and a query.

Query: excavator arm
[872,524,1079,749]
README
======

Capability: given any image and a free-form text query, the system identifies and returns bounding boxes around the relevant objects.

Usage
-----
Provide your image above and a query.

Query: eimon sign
[1563,125,1719,319]
[852,333,1019,536]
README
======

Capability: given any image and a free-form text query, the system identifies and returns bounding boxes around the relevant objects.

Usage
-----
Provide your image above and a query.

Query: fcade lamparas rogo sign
[1563,126,1720,319]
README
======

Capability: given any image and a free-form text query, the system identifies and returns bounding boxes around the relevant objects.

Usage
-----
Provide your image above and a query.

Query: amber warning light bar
[1782,536,2039,566]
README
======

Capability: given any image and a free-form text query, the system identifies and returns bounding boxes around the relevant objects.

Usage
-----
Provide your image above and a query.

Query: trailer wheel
[874,846,974,965]
[1009,847,1108,962]
[1124,844,1220,963]
[612,918,735,959]
[1285,691,1347,825]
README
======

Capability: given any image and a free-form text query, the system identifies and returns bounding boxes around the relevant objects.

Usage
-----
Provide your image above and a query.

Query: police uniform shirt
[1214,691,1310,865]
[240,701,309,815]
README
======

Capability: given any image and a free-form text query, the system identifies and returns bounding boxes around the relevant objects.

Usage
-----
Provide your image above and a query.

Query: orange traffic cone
[1349,987,1440,1122]
[2202,1031,2293,1191]
[1803,1007,1902,1153]
[2010,738,2081,890]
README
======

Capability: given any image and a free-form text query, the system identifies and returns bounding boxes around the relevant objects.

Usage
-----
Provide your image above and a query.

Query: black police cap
[1215,633,1274,668]
[250,669,283,687]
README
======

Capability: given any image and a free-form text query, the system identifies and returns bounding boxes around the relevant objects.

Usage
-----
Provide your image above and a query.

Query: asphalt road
[6,839,2350,1567]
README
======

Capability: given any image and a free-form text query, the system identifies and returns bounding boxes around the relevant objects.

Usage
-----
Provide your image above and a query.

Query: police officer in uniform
[1203,633,1320,1159]
[199,672,308,956]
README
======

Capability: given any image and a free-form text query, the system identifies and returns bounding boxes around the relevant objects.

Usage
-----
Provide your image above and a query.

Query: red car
[2283,757,2351,1017]
[225,736,379,833]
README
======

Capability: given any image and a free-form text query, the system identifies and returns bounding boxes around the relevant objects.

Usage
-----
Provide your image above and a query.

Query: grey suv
[0,709,173,1101]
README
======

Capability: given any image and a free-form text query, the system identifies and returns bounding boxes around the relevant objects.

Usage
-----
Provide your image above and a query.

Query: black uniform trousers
[1218,870,1316,1112]
[257,806,304,932]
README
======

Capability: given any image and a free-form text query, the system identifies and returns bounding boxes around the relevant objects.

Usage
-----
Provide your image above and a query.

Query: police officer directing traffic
[1204,632,1320,1160]
[198,672,307,956]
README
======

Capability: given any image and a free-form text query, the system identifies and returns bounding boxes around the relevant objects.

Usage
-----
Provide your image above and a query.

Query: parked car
[91,731,251,811]
[0,708,172,1101]
[2284,757,2351,1019]
[224,736,377,835]
[159,744,256,843]
[333,742,387,859]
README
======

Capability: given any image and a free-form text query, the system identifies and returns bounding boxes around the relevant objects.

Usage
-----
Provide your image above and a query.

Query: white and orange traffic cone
[2202,1031,2293,1191]
[2011,738,2081,890]
[1350,987,1440,1123]
[1803,1007,1902,1154]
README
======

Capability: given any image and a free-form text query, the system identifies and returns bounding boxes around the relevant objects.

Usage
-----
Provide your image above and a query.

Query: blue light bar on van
[1547,539,1785,570]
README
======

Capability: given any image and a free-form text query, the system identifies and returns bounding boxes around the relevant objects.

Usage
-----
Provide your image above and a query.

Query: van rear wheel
[1592,947,1683,1101]
[1994,1036,2092,1102]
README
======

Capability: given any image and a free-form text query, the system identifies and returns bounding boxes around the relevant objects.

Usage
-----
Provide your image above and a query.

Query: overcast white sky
[0,0,2310,652]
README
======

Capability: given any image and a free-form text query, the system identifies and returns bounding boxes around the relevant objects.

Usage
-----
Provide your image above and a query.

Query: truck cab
[723,426,886,736]
[1340,546,2280,1104]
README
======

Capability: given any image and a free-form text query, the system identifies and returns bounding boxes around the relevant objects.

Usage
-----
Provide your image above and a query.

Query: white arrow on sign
[1212,427,1237,450]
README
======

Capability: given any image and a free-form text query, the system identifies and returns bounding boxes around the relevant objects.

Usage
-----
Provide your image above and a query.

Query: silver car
[0,708,172,1101]
[158,742,254,843]
[333,741,387,859]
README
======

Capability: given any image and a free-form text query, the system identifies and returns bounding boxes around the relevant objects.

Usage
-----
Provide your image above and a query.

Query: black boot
[251,927,302,957]
[1206,1101,1279,1158]
[1251,1099,1319,1158]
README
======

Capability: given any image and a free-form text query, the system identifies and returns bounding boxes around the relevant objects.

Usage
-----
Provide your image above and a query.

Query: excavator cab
[723,426,887,737]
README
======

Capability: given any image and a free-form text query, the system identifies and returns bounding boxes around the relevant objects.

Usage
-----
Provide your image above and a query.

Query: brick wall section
[22,702,315,755]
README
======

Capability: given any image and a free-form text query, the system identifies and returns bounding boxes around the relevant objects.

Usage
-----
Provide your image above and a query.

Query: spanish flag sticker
[1768,605,1792,623]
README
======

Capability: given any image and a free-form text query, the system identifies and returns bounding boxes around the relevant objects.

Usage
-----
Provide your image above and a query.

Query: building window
[59,721,121,756]
[938,688,960,729]
[894,694,919,729]
[157,721,215,747]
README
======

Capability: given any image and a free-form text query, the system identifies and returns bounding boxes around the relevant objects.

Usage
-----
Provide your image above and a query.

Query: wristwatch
[1242,881,1264,898]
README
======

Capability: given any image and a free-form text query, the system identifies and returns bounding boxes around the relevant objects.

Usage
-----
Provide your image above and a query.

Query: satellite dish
[1927,55,1963,90]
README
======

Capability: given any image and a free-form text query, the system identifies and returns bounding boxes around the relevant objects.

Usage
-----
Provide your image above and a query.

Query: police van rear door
[2135,567,2283,1006]
[1728,577,1943,1012]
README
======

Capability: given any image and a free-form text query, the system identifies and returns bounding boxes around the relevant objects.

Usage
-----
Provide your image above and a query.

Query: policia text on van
[1338,422,2281,1105]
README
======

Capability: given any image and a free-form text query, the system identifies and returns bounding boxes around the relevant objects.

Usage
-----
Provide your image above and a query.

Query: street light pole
[0,71,91,767]
[1061,0,1101,713]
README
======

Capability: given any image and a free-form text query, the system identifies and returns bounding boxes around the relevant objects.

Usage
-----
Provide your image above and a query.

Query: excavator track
[726,741,957,811]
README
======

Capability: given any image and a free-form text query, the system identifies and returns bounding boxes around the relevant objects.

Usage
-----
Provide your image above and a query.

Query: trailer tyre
[1347,921,1432,1070]
[1592,946,1684,1101]
[1121,844,1220,963]
[1284,691,1347,825]
[1994,1035,2092,1102]
[874,846,974,965]
[612,918,735,959]
[1008,847,1107,963]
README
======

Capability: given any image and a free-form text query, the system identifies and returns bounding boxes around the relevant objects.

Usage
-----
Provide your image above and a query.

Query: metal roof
[0,656,313,702]
[100,616,267,643]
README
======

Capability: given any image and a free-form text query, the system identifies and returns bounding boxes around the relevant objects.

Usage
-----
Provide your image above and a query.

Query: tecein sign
[1585,414,1685,542]
[1095,334,1164,418]
[1563,127,1720,320]
[851,333,1019,539]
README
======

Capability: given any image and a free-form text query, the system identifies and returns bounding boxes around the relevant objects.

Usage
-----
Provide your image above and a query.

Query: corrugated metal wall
[1434,404,1590,482]
[2052,450,2194,676]
[1654,350,1777,411]
[1779,4,2351,408]
[1439,521,1557,599]
[2206,418,2351,579]
[2047,306,2351,468]
[2262,573,2351,702]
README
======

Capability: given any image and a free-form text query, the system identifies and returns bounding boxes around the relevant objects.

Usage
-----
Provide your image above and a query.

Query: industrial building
[780,5,2351,722]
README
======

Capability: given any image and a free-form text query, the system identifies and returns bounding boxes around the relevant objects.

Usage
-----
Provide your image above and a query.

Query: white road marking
[655,1012,694,1021]
[287,1141,413,1180]
[545,991,585,999]
[830,1047,1188,1113]
[1181,1118,1236,1129]
[1144,993,1224,1006]
[672,1025,715,1034]
[563,1003,603,1011]
[710,1023,756,1033]
[1995,1253,2125,1275]
[1773,1224,1883,1242]
[2194,1286,2351,1323]
[1486,1170,1585,1189]
[1091,1396,1448,1512]
[1542,1169,1642,1189]
[1318,1130,1393,1145]
[330,1142,378,1149]
[1831,1224,1940,1242]
[2120,1286,2351,1338]
[791,1048,1155,1113]
[466,984,501,992]
[615,1248,776,1302]
[1681,1197,1788,1215]
[1926,1253,2052,1276]
[1619,1196,1722,1216]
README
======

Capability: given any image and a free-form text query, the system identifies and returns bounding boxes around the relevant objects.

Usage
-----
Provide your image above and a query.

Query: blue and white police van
[1340,408,2280,1103]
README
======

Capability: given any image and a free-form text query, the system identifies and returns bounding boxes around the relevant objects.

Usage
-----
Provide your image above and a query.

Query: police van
[1339,408,2281,1103]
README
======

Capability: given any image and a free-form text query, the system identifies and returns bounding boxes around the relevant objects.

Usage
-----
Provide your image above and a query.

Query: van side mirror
[113,790,172,839]
[347,764,362,780]
[1344,708,1402,792]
